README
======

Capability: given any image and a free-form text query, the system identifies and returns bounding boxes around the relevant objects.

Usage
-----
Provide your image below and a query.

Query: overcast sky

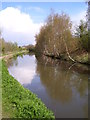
[0,2,87,46]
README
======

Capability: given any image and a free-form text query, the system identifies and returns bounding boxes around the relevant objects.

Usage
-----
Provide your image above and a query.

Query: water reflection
[36,55,88,102]
[7,56,18,67]
[36,55,88,118]
[8,54,36,85]
[8,54,88,118]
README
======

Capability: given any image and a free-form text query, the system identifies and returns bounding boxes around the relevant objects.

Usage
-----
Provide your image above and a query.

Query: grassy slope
[2,60,55,119]
[0,59,2,119]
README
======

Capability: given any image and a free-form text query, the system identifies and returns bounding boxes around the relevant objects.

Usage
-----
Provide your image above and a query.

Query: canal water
[7,54,88,118]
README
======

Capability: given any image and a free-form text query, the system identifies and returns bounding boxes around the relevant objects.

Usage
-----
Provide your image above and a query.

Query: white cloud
[71,10,86,34]
[0,7,43,46]
[71,10,86,25]
[9,67,35,85]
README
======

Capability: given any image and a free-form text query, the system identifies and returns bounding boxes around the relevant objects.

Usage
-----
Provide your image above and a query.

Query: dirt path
[0,50,28,60]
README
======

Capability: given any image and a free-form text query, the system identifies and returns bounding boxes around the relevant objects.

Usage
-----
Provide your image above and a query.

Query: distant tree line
[23,45,35,52]
[0,38,19,55]
[0,31,19,55]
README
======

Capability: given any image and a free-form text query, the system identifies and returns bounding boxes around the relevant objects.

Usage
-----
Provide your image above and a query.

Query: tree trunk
[63,38,76,62]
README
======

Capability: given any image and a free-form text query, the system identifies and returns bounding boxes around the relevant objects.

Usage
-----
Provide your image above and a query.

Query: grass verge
[2,60,55,119]
[0,59,2,120]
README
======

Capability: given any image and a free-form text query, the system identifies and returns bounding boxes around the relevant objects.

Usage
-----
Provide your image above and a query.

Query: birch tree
[35,12,76,61]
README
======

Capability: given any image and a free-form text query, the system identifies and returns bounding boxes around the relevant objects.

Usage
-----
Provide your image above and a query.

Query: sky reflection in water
[8,54,88,118]
[8,55,36,85]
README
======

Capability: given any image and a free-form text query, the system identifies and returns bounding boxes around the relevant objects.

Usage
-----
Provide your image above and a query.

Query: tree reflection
[7,56,18,67]
[36,55,88,103]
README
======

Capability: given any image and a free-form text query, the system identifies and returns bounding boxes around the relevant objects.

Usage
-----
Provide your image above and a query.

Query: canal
[7,54,88,118]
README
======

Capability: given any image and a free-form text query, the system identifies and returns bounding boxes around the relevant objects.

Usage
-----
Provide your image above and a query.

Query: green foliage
[2,60,55,119]
[0,59,2,120]
[75,53,89,64]
[25,44,35,52]
[75,20,88,50]
[13,50,28,58]
[0,38,19,55]
[88,30,90,51]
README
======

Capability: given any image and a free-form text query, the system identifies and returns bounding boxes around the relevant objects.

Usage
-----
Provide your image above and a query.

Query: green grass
[13,50,28,58]
[75,53,89,64]
[0,59,2,120]
[2,60,55,119]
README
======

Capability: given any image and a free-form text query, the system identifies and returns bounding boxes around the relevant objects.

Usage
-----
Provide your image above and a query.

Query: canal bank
[2,60,55,119]
[40,50,89,65]
[0,50,29,61]
[1,51,55,119]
